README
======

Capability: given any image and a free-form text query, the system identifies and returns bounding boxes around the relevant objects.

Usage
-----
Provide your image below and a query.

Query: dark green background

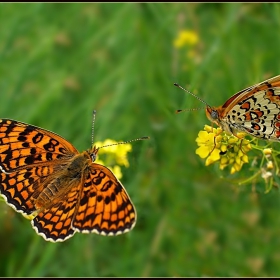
[0,3,280,277]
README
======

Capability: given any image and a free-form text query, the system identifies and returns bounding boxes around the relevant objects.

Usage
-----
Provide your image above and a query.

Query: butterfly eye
[91,153,97,162]
[210,110,219,120]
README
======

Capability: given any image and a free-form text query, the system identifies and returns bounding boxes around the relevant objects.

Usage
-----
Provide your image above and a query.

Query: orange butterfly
[175,75,280,140]
[0,115,148,242]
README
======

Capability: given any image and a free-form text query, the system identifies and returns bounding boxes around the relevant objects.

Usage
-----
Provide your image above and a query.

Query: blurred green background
[0,3,280,277]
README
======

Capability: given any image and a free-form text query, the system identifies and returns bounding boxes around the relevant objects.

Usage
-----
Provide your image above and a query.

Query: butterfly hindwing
[0,164,56,214]
[72,163,136,235]
[31,180,82,242]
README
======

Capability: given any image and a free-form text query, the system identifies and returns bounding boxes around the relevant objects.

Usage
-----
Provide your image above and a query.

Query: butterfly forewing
[73,163,136,235]
[221,75,280,114]
[0,119,79,215]
[0,119,78,172]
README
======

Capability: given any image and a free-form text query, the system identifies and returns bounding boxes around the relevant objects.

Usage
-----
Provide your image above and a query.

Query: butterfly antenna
[174,83,212,113]
[98,136,150,150]
[91,110,96,147]
[176,107,205,114]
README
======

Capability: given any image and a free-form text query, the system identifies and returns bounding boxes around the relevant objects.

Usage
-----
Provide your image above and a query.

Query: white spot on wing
[0,193,26,214]
[0,165,11,174]
[31,219,77,243]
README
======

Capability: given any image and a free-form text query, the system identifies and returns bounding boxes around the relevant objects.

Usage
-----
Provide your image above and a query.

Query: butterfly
[175,75,280,141]
[0,116,147,242]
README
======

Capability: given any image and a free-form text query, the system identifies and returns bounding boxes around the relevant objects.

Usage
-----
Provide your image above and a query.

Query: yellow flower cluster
[195,125,252,174]
[94,139,132,180]
[173,30,199,48]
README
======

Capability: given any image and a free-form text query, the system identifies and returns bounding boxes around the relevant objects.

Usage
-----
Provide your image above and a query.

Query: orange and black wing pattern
[0,119,78,215]
[205,75,280,140]
[0,119,137,242]
[31,180,81,242]
[73,163,136,235]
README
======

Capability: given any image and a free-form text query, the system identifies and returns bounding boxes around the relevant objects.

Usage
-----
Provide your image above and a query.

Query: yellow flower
[205,148,221,166]
[195,126,222,160]
[115,143,132,167]
[195,125,252,174]
[267,161,274,170]
[111,165,122,180]
[94,158,105,166]
[94,139,132,180]
[173,30,199,48]
[263,148,272,156]
[95,139,118,154]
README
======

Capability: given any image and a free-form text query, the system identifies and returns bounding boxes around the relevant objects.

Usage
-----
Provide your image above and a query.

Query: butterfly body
[0,118,136,242]
[33,151,90,210]
[204,75,280,140]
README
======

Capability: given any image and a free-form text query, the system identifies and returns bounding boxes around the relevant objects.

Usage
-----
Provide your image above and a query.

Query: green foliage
[0,3,280,277]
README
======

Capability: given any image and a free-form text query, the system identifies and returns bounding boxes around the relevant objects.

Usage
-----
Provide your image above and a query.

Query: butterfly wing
[0,119,79,214]
[0,119,78,172]
[220,75,280,115]
[31,180,81,242]
[209,75,280,139]
[0,119,137,242]
[223,88,280,140]
[72,163,136,235]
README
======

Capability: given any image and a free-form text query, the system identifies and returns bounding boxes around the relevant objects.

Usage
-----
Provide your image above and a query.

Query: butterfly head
[205,105,219,123]
[205,105,235,134]
[205,105,229,131]
[89,146,99,162]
